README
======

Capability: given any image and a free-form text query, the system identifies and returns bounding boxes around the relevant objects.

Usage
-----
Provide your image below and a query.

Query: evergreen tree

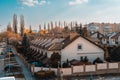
[59,21,61,27]
[13,14,18,34]
[44,23,46,30]
[22,34,30,54]
[48,23,50,32]
[70,22,73,31]
[64,21,66,27]
[55,21,57,27]
[79,23,83,35]
[20,15,25,36]
[7,22,12,32]
[39,24,41,31]
[51,21,53,30]
[22,33,29,47]
[29,25,32,33]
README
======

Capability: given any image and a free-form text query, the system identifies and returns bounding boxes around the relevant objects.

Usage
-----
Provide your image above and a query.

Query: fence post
[71,65,73,74]
[107,62,109,73]
[95,63,97,74]
[83,64,86,74]
[119,62,120,72]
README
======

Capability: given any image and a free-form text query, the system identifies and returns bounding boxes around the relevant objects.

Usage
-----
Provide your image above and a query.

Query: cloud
[19,0,47,7]
[69,0,88,6]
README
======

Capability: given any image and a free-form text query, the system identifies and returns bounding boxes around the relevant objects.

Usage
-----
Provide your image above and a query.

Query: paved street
[11,46,35,80]
[0,55,5,77]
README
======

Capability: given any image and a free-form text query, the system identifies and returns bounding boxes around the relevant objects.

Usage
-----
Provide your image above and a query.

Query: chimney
[70,32,78,40]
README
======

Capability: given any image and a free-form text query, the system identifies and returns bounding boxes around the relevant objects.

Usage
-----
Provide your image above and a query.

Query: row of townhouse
[90,31,120,46]
[29,32,105,66]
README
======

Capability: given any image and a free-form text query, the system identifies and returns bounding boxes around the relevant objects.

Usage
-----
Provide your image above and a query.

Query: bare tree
[13,14,18,34]
[20,15,25,36]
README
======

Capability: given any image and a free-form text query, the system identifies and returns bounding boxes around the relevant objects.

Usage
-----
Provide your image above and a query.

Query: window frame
[77,44,83,51]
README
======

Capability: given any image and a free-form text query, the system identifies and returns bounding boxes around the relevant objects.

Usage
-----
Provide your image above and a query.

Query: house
[48,33,105,63]
[90,31,104,44]
[101,32,117,46]
[30,32,105,64]
[111,32,120,45]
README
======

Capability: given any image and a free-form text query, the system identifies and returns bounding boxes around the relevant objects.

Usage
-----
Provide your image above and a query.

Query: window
[78,44,82,50]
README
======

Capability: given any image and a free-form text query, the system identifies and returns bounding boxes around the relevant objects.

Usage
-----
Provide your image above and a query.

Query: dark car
[4,65,21,72]
[31,61,45,67]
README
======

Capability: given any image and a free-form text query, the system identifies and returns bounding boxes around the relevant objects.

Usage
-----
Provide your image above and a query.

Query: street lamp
[60,42,64,80]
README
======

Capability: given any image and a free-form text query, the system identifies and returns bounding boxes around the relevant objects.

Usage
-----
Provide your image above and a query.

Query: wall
[62,36,104,62]
[118,36,120,44]
[31,62,120,76]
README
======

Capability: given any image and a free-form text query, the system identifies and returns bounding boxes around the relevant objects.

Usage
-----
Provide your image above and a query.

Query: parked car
[31,61,45,67]
[4,65,21,72]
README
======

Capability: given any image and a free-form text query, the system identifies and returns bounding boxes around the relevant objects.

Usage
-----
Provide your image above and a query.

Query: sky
[1,0,120,31]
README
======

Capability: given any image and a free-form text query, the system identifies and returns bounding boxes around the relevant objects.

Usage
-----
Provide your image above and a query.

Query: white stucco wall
[47,51,53,58]
[108,63,118,69]
[109,38,116,46]
[102,39,107,44]
[61,37,104,63]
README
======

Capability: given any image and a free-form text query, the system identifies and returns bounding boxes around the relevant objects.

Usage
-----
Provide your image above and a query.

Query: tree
[50,52,61,68]
[93,57,103,64]
[13,14,18,34]
[83,27,89,37]
[22,33,29,47]
[29,25,32,33]
[20,15,25,36]
[44,23,46,30]
[79,23,83,35]
[51,21,53,30]
[58,21,61,27]
[7,22,12,32]
[21,33,30,55]
[39,24,41,32]
[48,23,50,32]
[55,21,57,27]
[64,21,66,27]
[110,46,120,61]
[70,22,73,31]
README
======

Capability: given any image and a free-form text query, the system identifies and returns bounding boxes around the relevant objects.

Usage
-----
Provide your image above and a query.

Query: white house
[111,32,120,45]
[47,34,105,63]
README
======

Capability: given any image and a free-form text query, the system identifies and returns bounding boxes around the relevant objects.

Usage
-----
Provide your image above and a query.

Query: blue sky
[0,0,120,31]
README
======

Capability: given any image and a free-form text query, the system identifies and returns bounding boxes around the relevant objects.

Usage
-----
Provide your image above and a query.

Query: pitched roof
[48,35,104,51]
[111,32,120,39]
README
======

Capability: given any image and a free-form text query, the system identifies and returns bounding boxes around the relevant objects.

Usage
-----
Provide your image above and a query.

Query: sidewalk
[11,46,35,80]
[0,55,5,77]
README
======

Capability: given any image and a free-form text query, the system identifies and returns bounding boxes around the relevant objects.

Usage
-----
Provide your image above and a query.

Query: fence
[31,62,120,76]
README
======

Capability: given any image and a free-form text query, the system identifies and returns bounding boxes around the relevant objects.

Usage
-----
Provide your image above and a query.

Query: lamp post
[8,47,11,73]
[60,42,64,80]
